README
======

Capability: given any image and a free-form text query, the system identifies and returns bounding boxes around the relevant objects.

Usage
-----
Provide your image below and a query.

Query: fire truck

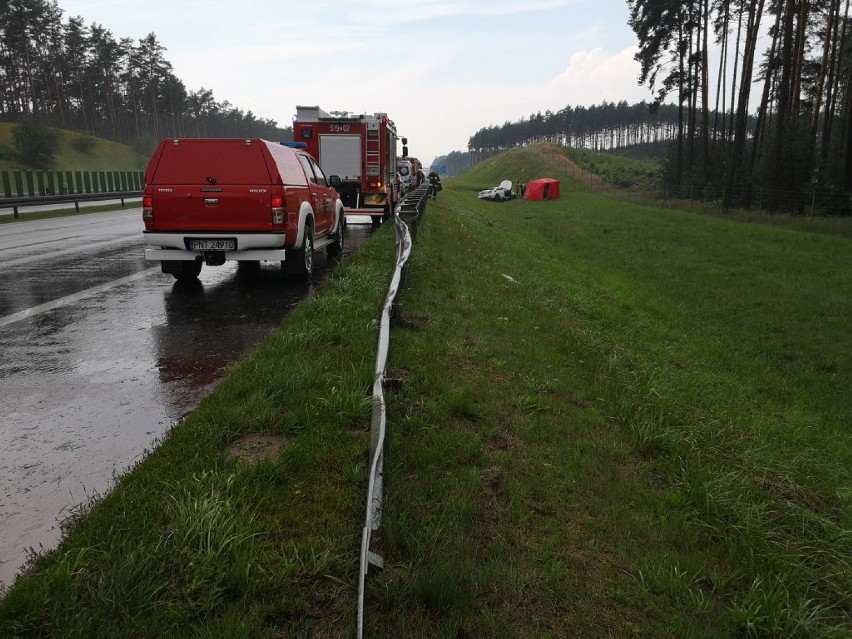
[397,146,424,195]
[294,106,399,227]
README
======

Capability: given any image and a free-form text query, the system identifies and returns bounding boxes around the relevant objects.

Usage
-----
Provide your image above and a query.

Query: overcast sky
[57,0,653,165]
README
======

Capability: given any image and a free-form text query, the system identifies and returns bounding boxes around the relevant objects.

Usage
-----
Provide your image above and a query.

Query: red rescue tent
[524,178,560,201]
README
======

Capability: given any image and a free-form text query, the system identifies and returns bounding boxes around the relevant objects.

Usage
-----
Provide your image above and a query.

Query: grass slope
[368,146,851,637]
[0,123,147,171]
[1,144,849,638]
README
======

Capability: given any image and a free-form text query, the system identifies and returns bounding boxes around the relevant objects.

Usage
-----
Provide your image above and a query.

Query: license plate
[189,239,235,251]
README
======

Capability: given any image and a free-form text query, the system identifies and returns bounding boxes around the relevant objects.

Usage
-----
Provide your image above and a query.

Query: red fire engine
[294,106,399,227]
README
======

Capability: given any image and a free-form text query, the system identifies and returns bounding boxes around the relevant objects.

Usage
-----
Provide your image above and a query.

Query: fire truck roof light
[282,142,308,149]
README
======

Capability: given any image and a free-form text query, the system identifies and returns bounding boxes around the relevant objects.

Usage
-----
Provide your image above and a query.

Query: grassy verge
[367,149,851,637]
[0,229,397,637]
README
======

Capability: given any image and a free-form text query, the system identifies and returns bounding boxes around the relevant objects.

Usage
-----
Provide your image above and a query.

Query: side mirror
[328,175,342,190]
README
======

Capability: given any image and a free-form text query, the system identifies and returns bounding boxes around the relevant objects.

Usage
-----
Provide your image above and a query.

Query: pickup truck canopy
[145,138,308,187]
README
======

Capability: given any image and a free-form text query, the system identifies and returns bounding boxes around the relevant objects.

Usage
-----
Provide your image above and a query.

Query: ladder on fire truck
[365,121,381,185]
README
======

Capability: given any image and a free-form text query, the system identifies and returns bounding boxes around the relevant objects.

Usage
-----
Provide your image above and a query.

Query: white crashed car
[478,180,515,202]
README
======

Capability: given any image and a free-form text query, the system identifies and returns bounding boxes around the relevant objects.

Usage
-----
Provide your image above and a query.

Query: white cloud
[545,46,651,108]
[57,0,648,163]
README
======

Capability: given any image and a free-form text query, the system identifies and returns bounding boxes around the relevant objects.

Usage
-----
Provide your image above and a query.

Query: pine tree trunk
[750,6,782,173]
[701,0,711,166]
[724,0,766,208]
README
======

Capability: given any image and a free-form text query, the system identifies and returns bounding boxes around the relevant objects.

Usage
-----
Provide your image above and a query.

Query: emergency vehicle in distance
[397,142,424,195]
[293,106,399,228]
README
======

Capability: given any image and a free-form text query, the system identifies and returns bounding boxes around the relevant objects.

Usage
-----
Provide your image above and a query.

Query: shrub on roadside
[12,121,59,169]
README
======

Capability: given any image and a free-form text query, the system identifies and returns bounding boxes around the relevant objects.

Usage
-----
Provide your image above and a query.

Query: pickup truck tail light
[142,195,154,229]
[271,195,285,228]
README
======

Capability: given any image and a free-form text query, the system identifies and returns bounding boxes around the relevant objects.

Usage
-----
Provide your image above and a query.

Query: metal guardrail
[356,184,431,639]
[0,191,143,219]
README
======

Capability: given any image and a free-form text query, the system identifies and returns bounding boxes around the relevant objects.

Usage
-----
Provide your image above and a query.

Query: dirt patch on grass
[226,432,291,463]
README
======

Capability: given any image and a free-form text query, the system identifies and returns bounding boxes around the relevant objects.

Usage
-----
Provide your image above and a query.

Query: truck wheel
[286,227,314,280]
[165,260,202,281]
[327,213,344,258]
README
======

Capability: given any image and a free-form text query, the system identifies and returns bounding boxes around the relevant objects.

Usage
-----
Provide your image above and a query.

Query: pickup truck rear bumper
[145,248,288,261]
[144,231,288,262]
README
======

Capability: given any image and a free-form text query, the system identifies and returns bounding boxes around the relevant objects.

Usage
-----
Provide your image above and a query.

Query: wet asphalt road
[0,209,374,588]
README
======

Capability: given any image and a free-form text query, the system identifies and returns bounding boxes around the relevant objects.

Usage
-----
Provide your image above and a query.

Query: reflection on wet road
[0,210,375,588]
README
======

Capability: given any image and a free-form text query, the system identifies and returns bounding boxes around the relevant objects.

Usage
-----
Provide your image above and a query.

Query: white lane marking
[0,267,160,329]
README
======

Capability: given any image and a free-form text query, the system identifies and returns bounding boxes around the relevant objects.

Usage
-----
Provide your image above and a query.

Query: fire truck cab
[294,106,399,227]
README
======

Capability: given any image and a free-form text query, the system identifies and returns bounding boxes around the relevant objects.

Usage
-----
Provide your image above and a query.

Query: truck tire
[286,225,314,280]
[327,212,344,258]
[163,260,202,281]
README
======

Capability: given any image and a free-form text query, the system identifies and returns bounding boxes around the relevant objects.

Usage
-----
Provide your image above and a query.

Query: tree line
[0,0,291,160]
[468,101,690,155]
[628,0,852,211]
[468,1,852,213]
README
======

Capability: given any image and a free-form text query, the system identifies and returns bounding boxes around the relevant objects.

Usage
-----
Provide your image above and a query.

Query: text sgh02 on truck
[293,106,399,228]
[142,138,344,281]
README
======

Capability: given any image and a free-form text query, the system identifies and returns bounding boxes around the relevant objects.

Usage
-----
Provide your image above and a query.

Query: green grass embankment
[367,148,851,637]
[1,143,850,637]
[0,123,147,171]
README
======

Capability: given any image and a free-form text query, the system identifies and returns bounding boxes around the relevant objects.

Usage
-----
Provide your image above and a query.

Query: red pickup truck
[142,138,344,281]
